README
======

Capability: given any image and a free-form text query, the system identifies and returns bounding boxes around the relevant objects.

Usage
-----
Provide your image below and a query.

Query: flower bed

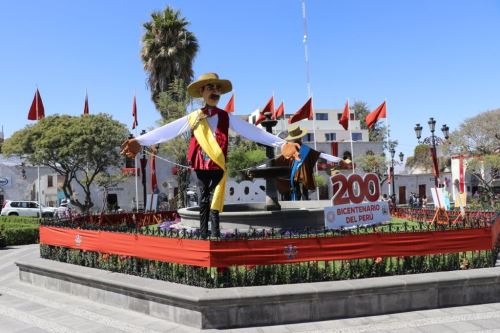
[39,213,500,288]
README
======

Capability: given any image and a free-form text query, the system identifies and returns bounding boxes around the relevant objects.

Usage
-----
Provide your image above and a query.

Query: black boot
[199,200,210,240]
[210,209,220,238]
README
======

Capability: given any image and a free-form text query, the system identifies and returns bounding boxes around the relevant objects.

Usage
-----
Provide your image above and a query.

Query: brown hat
[187,72,232,98]
[284,124,308,141]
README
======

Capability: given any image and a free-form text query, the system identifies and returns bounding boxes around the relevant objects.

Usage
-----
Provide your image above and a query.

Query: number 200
[331,173,381,205]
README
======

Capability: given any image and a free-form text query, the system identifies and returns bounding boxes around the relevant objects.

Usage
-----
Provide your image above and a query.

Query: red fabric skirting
[40,226,493,268]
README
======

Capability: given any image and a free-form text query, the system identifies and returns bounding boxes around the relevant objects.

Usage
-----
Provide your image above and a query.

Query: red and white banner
[325,201,390,229]
[325,173,391,229]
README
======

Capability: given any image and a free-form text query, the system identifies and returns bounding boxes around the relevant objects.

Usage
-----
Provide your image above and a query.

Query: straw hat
[187,73,232,98]
[284,124,308,141]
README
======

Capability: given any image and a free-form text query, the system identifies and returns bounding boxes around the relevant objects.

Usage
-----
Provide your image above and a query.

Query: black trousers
[292,181,309,201]
[195,169,224,238]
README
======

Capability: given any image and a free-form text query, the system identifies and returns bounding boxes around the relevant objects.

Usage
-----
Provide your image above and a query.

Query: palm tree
[141,6,199,105]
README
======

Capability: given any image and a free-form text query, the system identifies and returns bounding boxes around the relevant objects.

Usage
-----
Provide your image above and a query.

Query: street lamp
[139,130,148,211]
[414,118,449,187]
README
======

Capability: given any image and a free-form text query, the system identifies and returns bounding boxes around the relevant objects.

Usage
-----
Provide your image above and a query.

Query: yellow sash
[187,109,227,212]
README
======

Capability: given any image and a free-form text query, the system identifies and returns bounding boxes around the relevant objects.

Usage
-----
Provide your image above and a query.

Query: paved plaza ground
[1,245,500,332]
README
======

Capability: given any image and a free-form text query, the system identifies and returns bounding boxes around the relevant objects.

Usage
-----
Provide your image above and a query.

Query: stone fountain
[177,112,330,231]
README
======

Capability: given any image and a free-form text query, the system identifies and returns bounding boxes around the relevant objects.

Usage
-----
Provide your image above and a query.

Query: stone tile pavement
[2,244,500,332]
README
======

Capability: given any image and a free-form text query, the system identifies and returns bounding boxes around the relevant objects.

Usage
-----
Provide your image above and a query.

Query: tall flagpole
[385,98,391,198]
[301,0,320,200]
[35,87,42,217]
[134,91,139,212]
[349,99,355,174]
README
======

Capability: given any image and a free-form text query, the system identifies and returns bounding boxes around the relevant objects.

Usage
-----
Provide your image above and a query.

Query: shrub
[0,216,40,224]
[2,226,39,245]
[0,217,39,245]
[0,225,6,248]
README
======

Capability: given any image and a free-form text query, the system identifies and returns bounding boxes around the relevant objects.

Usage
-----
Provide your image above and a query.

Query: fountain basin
[177,200,332,231]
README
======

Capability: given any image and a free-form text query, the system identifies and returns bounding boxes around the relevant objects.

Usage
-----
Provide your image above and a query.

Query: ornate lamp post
[139,130,148,211]
[260,112,281,211]
[414,118,449,187]
[389,148,404,204]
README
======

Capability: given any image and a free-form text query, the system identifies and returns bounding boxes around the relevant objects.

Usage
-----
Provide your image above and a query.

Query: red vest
[187,107,229,170]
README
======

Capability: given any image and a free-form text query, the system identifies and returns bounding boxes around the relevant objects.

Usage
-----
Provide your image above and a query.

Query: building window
[252,115,256,124]
[47,175,53,188]
[304,133,315,142]
[324,133,336,141]
[351,133,362,141]
[337,113,354,120]
[316,113,328,120]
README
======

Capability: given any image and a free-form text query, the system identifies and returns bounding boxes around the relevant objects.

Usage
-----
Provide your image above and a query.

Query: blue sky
[0,0,499,160]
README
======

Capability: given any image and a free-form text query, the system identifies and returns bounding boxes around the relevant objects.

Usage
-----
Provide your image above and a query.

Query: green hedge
[39,245,497,288]
[0,217,40,246]
[0,216,40,224]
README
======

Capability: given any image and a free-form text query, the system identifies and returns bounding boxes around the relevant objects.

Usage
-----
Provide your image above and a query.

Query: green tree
[355,151,389,185]
[155,79,193,208]
[448,109,500,155]
[2,115,129,213]
[447,109,500,206]
[141,6,199,106]
[465,155,500,207]
[405,144,450,174]
[227,137,266,181]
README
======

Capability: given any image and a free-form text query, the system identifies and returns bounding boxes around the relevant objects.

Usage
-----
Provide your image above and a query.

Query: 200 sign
[331,173,381,205]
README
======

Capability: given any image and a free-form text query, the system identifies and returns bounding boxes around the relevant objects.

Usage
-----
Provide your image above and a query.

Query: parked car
[0,200,57,217]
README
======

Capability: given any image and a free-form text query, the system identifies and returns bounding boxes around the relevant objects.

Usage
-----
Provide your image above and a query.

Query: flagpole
[349,99,355,174]
[34,87,42,217]
[385,98,391,199]
[301,0,320,199]
[281,101,285,134]
[134,90,139,213]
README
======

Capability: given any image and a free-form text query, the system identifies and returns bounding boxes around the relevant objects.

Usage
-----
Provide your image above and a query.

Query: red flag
[273,101,285,120]
[27,89,45,120]
[365,101,387,128]
[224,94,235,112]
[339,100,349,130]
[288,97,313,124]
[429,147,440,182]
[132,95,138,129]
[255,96,274,125]
[83,90,89,115]
[150,154,158,194]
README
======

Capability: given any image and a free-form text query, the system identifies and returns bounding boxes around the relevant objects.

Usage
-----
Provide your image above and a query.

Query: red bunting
[150,154,158,194]
[288,97,313,124]
[429,147,440,184]
[339,100,349,130]
[224,94,235,112]
[132,95,138,130]
[83,91,89,115]
[273,101,285,120]
[255,96,274,125]
[365,101,387,128]
[27,89,45,120]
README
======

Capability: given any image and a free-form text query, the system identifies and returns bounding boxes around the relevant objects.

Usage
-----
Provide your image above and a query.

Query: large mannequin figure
[121,73,300,238]
[275,125,342,200]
